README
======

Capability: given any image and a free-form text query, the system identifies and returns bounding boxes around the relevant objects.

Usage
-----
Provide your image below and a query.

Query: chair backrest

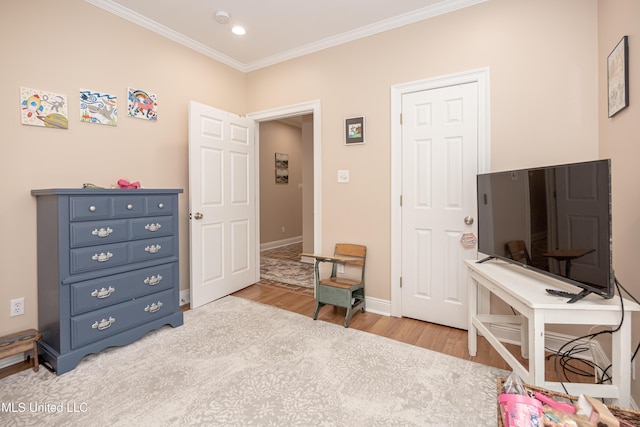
[332,243,366,280]
[504,240,532,265]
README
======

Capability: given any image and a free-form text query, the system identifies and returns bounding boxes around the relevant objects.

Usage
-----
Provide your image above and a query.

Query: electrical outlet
[10,297,24,317]
[337,264,345,274]
[281,226,285,233]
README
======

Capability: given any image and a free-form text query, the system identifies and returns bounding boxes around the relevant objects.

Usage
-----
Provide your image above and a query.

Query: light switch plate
[337,170,350,183]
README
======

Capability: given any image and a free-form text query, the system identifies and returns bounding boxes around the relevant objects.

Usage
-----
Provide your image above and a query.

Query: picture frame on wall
[276,168,289,184]
[275,152,289,168]
[345,116,365,145]
[607,35,628,118]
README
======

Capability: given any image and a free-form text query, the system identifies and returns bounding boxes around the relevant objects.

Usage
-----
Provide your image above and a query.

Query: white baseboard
[364,296,391,316]
[180,289,190,306]
[260,236,303,251]
[0,354,24,370]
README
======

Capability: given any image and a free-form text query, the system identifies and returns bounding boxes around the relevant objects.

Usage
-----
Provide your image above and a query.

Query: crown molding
[86,0,487,73]
[244,0,487,72]
[85,0,246,71]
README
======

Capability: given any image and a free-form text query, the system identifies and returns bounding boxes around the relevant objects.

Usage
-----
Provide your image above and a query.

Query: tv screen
[476,159,614,302]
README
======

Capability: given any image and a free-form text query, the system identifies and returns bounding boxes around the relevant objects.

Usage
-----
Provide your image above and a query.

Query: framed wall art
[345,116,365,145]
[20,87,69,129]
[607,35,628,118]
[275,152,289,184]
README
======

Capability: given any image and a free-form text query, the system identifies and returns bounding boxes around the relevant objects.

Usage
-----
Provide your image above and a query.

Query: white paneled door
[189,101,256,309]
[401,83,478,329]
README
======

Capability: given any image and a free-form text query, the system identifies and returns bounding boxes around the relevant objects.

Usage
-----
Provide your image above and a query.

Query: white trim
[179,289,190,306]
[260,236,303,251]
[248,100,322,284]
[390,68,491,319]
[364,296,392,317]
[245,0,488,72]
[85,0,246,71]
[85,0,487,73]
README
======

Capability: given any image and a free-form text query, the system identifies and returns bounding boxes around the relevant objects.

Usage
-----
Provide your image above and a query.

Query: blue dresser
[31,188,184,374]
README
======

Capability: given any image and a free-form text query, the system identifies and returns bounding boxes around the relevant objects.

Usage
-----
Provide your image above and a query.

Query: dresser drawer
[130,216,174,240]
[71,289,176,349]
[70,263,176,315]
[129,237,175,263]
[146,195,174,216]
[113,195,145,217]
[70,219,129,247]
[70,243,129,274]
[70,197,111,221]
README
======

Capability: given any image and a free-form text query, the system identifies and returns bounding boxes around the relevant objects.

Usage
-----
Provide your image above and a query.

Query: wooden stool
[0,329,42,378]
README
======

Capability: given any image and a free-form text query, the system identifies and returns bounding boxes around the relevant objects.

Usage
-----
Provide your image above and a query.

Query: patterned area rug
[0,297,508,426]
[261,243,314,289]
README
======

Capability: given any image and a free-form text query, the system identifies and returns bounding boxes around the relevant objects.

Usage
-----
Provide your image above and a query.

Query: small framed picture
[607,36,628,118]
[275,152,289,168]
[276,168,289,184]
[345,116,365,145]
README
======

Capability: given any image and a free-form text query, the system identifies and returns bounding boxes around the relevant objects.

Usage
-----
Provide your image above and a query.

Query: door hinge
[400,277,403,288]
[400,113,403,124]
[400,195,403,206]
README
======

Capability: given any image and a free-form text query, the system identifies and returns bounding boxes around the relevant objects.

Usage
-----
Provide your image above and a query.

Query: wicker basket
[497,378,640,426]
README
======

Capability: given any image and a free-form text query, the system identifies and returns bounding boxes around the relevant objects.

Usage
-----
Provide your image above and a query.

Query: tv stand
[466,259,639,407]
[476,255,496,264]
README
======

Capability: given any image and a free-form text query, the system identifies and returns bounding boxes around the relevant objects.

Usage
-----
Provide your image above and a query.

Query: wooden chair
[504,240,532,265]
[302,244,366,328]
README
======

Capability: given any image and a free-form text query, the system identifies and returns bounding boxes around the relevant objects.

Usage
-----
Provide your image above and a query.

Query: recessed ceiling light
[231,25,246,36]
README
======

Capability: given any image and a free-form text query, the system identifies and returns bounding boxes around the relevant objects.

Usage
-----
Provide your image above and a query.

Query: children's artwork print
[80,89,118,126]
[20,87,69,129]
[127,87,157,121]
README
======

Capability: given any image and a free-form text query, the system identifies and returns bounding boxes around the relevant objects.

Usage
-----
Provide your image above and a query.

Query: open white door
[189,101,256,309]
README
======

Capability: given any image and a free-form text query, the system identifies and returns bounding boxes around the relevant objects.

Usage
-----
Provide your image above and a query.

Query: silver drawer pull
[144,275,163,286]
[127,204,133,210]
[92,252,113,262]
[144,223,162,232]
[92,316,115,331]
[158,203,164,209]
[91,227,113,238]
[144,244,161,254]
[89,205,97,212]
[144,302,163,313]
[91,286,115,299]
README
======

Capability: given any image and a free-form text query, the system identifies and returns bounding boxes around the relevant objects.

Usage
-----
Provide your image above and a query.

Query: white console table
[466,259,639,407]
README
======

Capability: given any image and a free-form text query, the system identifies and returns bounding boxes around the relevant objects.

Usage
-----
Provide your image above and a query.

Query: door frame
[248,100,322,282]
[390,68,491,318]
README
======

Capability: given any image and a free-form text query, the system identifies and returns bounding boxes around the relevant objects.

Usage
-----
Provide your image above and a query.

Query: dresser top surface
[32,188,183,196]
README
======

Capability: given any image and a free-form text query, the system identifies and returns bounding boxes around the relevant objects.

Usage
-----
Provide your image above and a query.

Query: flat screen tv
[476,159,614,303]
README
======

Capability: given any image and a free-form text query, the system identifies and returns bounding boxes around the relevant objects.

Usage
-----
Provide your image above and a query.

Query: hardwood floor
[230,281,595,385]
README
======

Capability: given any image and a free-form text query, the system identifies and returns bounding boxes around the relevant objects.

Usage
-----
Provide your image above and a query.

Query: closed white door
[189,101,256,309]
[401,83,478,329]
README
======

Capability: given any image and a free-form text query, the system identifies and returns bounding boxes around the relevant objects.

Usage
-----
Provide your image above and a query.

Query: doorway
[390,69,491,328]
[258,116,314,255]
[249,100,323,276]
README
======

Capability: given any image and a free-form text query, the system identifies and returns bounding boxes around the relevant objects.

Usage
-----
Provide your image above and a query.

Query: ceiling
[86,0,485,72]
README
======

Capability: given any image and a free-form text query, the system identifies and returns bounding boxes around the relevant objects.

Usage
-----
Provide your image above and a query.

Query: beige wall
[259,121,303,244]
[247,0,599,301]
[598,0,640,402]
[0,1,245,334]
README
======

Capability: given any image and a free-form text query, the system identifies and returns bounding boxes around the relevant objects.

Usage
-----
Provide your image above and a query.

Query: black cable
[552,279,625,394]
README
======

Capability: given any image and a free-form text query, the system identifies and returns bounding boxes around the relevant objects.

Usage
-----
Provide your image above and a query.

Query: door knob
[464,216,474,225]
[194,212,203,220]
